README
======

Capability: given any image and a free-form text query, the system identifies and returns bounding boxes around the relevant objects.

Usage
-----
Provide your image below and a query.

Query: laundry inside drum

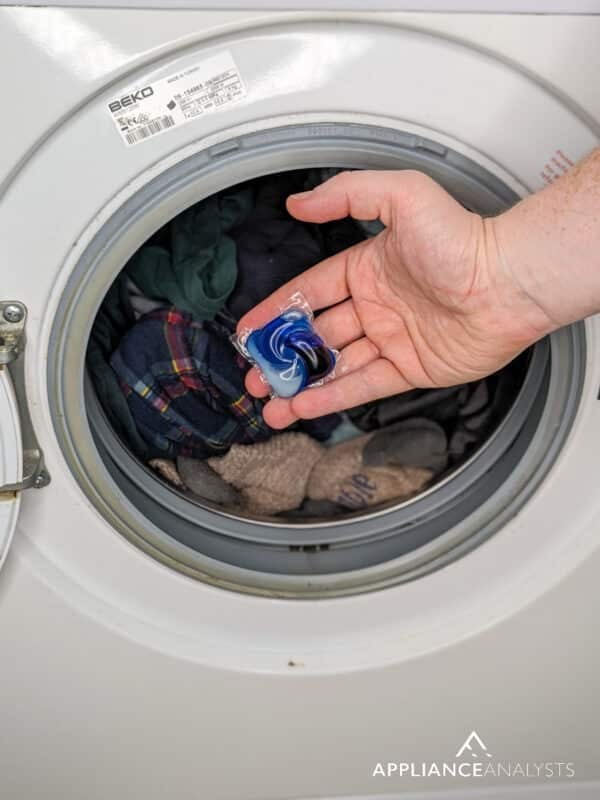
[85,166,532,527]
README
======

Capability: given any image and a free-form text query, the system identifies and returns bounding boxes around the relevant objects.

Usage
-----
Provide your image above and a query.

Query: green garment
[125,188,253,320]
[86,274,151,460]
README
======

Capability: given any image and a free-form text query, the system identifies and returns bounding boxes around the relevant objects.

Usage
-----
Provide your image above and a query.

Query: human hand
[238,170,556,429]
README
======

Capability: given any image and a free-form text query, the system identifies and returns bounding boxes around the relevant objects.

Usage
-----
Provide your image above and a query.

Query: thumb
[286,168,432,227]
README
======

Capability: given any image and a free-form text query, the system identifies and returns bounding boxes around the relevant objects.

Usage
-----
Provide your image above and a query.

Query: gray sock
[177,456,241,506]
[362,417,448,474]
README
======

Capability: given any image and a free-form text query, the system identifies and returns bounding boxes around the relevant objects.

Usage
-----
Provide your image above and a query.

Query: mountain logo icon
[456,731,492,760]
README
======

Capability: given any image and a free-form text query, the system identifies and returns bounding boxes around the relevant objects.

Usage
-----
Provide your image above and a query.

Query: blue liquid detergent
[246,309,336,398]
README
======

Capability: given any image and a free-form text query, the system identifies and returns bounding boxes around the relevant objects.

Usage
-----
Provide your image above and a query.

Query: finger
[245,367,270,398]
[248,337,380,421]
[286,169,422,226]
[237,247,354,332]
[336,337,380,376]
[286,359,412,420]
[261,397,299,430]
[313,299,363,349]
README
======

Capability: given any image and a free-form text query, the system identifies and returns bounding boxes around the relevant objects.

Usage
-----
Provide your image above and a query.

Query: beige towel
[208,432,323,515]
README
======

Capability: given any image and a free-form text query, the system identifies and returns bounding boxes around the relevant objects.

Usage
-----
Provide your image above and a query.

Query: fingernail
[288,190,314,201]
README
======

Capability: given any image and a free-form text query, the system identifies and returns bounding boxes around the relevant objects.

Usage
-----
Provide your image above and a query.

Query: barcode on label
[108,52,247,147]
[125,115,175,145]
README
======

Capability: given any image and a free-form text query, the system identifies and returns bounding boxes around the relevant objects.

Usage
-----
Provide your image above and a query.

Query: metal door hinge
[0,302,26,366]
[0,301,51,498]
[0,449,50,498]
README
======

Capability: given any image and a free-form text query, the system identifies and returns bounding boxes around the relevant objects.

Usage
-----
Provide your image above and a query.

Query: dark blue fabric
[110,308,271,459]
[227,173,323,319]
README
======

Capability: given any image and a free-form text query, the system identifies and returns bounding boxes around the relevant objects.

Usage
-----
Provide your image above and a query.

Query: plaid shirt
[110,308,271,458]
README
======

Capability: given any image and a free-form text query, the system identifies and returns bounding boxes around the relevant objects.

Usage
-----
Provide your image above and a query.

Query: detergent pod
[233,292,338,399]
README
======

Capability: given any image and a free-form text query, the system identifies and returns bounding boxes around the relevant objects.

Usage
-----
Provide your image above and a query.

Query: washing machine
[1,2,600,798]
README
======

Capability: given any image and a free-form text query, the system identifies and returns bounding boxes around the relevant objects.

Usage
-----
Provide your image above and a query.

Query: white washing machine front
[1,7,600,800]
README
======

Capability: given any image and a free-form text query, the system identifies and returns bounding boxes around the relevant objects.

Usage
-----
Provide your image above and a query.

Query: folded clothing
[110,308,271,459]
[307,433,434,510]
[208,432,323,515]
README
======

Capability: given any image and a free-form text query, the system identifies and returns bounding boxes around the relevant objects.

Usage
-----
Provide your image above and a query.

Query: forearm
[491,147,600,334]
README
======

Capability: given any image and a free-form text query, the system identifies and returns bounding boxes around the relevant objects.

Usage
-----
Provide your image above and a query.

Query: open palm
[238,170,550,429]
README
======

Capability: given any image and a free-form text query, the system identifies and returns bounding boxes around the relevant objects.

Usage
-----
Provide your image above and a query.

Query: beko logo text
[372,731,576,780]
[108,87,154,112]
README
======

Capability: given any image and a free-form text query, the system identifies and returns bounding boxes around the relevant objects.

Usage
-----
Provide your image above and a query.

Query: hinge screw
[33,471,50,489]
[3,304,24,323]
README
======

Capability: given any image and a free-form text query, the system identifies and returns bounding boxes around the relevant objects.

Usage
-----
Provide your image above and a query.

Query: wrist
[487,149,600,337]
[482,211,559,349]
[483,193,576,344]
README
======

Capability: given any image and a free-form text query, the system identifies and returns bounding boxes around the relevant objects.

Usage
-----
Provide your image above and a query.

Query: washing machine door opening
[48,123,585,597]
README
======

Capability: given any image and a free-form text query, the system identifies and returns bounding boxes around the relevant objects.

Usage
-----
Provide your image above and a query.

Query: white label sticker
[107,51,247,147]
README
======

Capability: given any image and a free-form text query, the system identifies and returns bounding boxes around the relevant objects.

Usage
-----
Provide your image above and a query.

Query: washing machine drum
[48,133,581,599]
[2,20,594,599]
[81,162,550,581]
